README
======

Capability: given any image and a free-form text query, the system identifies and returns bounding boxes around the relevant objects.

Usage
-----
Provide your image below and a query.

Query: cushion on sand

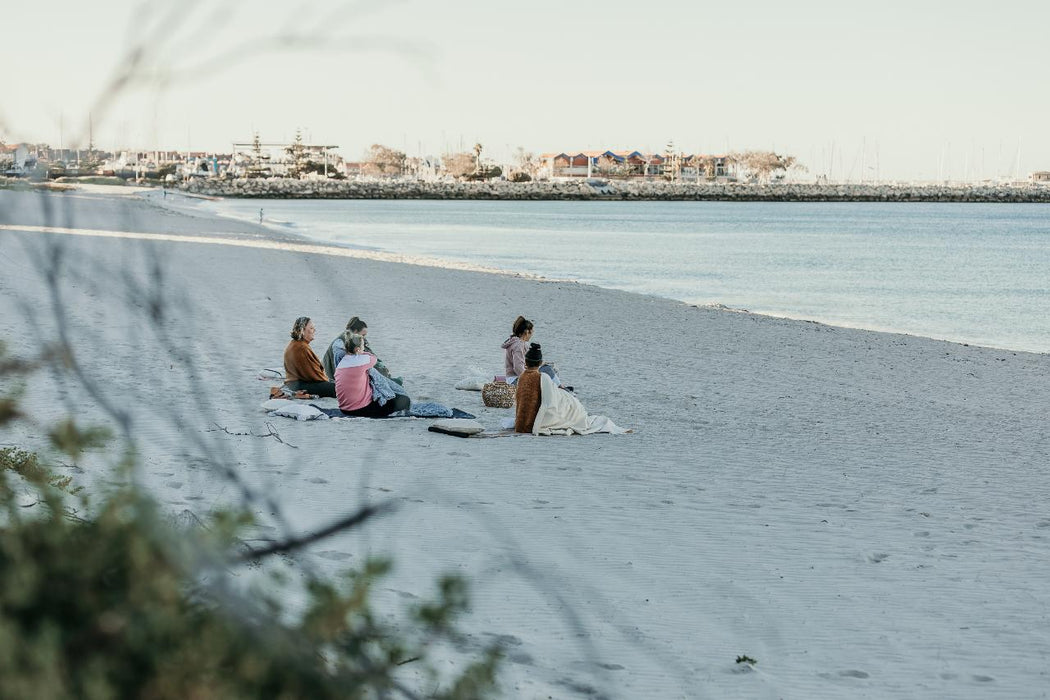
[261,399,330,422]
[429,418,484,435]
[454,378,488,391]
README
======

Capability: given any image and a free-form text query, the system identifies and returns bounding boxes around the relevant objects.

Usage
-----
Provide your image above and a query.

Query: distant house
[1031,171,1050,183]
[539,149,735,181]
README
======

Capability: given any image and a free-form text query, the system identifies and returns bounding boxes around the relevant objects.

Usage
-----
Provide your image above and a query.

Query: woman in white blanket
[515,343,626,436]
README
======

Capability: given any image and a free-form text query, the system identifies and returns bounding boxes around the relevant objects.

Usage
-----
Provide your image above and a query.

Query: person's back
[335,351,376,413]
[502,335,526,378]
[514,369,542,433]
[514,341,546,433]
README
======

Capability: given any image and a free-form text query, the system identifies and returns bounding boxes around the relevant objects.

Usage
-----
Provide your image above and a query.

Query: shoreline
[175,177,1050,202]
[155,189,1050,357]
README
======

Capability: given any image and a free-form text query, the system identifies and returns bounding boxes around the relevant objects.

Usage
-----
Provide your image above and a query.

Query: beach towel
[427,424,519,439]
[427,419,485,436]
[532,373,629,436]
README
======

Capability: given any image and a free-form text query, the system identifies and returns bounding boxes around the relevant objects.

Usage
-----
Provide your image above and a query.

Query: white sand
[2,188,1049,699]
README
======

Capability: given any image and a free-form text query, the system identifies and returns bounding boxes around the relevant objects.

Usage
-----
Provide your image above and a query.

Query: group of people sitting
[283,315,410,418]
[281,313,575,430]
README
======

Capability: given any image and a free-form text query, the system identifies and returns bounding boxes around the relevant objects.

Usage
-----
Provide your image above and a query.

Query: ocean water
[205,198,1050,354]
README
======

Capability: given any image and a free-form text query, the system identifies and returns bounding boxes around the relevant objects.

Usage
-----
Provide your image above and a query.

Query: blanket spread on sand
[533,373,628,436]
[311,404,476,420]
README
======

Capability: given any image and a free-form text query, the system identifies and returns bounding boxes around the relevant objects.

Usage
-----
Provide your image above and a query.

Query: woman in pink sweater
[335,335,411,417]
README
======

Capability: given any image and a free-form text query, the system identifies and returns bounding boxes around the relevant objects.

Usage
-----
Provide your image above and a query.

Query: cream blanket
[533,373,629,436]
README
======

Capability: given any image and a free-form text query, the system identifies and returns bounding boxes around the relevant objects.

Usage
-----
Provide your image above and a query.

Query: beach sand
[2,187,1049,698]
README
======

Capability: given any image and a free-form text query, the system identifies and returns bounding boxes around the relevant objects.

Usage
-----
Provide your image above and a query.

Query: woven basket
[481,381,514,408]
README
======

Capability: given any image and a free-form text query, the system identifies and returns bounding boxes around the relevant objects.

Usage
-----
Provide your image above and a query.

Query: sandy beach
[2,187,1049,698]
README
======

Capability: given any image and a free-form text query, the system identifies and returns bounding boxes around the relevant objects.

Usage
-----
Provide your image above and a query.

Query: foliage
[362,144,406,178]
[729,151,804,182]
[442,152,477,179]
[595,155,633,178]
[687,155,720,179]
[0,342,501,698]
[464,165,501,182]
[508,148,536,182]
[0,447,78,495]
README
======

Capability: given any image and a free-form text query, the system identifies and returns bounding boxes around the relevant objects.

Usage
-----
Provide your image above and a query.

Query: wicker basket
[481,381,515,408]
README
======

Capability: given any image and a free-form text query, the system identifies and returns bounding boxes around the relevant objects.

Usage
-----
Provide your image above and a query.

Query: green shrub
[0,343,500,698]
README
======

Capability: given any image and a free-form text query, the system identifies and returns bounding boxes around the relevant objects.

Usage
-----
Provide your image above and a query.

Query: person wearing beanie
[514,342,544,433]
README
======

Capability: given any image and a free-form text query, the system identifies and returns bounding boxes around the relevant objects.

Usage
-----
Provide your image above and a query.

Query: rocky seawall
[179,177,1050,202]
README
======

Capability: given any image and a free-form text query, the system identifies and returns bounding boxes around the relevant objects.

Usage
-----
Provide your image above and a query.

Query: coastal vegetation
[0,332,501,697]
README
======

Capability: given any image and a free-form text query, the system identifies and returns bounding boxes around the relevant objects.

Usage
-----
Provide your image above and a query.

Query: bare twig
[206,422,299,449]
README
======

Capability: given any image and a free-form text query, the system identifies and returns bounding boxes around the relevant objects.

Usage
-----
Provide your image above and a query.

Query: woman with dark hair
[335,333,411,418]
[323,316,397,382]
[283,316,337,397]
[500,315,570,390]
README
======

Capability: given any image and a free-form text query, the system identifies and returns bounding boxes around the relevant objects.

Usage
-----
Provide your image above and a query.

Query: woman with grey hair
[282,316,336,398]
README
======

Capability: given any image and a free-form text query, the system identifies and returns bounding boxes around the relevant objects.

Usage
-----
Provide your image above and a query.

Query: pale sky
[4,0,1048,181]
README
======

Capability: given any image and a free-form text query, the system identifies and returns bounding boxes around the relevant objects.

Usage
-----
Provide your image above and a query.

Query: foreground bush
[0,343,499,698]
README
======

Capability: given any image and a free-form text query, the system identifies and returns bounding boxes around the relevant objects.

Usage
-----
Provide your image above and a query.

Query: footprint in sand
[307,477,328,484]
[839,669,870,679]
[316,550,351,561]
[972,675,994,682]
[481,633,524,648]
[165,481,183,489]
[868,553,890,563]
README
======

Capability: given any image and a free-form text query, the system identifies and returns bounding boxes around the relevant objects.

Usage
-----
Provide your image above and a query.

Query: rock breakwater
[178,178,1050,203]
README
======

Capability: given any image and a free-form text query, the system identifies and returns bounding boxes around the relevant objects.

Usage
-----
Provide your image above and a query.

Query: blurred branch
[238,500,397,561]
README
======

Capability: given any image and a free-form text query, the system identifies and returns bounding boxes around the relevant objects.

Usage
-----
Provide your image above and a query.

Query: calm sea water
[206,199,1050,354]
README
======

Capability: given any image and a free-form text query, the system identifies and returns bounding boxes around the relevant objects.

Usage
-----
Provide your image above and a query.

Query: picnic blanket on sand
[261,399,475,421]
[532,373,629,436]
[312,403,476,420]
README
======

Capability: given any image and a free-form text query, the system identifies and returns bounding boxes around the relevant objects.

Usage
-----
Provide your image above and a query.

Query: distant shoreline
[174,178,1050,203]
